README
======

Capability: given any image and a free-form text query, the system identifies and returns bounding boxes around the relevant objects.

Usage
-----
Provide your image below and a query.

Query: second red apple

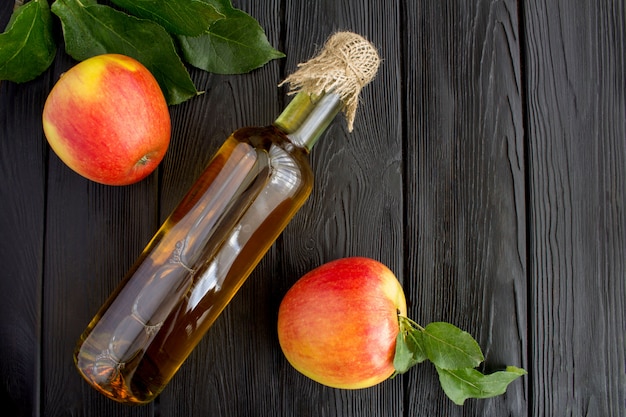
[277,257,407,389]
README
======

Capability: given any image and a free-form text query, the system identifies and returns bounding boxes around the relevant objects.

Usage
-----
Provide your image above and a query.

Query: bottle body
[74,126,314,404]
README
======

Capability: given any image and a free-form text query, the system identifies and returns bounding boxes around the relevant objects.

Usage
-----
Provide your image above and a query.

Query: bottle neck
[273,92,343,152]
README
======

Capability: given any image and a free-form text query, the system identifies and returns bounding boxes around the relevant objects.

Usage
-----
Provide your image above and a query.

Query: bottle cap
[279,32,380,131]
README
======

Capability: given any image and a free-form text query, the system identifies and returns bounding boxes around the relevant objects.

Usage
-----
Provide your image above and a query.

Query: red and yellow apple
[277,257,407,389]
[42,54,171,186]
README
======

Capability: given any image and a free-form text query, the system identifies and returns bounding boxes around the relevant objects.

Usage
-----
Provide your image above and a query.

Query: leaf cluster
[0,0,284,104]
[393,316,526,405]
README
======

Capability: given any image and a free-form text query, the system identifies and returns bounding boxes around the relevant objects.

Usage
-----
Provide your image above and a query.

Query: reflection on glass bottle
[74,93,343,404]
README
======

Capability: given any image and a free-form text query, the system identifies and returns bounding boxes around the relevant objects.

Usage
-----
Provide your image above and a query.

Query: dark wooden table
[1,1,624,416]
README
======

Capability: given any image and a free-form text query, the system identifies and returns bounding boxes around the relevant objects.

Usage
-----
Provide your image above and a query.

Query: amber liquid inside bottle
[74,93,342,404]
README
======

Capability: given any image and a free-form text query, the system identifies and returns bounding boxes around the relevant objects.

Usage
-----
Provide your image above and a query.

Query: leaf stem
[398,314,425,332]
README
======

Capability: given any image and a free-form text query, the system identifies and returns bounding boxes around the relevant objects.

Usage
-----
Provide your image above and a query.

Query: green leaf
[110,0,224,37]
[393,329,427,374]
[435,365,527,405]
[0,0,56,83]
[203,0,236,15]
[179,0,284,75]
[393,316,427,374]
[391,317,526,404]
[422,322,484,370]
[51,0,199,105]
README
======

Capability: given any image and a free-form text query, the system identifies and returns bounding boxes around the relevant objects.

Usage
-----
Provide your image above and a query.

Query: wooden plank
[154,1,286,415]
[523,1,626,415]
[275,1,405,416]
[403,0,528,415]
[0,5,49,415]
[39,57,158,415]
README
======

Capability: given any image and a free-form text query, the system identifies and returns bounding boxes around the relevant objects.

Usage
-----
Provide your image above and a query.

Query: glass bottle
[74,92,343,404]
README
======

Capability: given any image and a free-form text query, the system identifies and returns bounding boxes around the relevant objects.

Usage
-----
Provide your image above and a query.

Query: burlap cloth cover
[280,32,380,131]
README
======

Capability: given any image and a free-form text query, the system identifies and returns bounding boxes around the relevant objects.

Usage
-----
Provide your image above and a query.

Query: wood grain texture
[1,7,48,417]
[0,49,49,417]
[523,1,626,415]
[155,1,286,415]
[2,0,625,415]
[403,0,527,415]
